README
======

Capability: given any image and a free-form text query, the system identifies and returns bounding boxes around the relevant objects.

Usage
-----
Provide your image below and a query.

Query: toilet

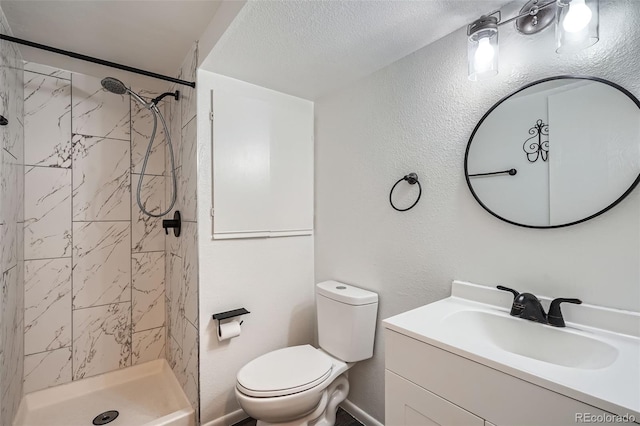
[235,280,379,426]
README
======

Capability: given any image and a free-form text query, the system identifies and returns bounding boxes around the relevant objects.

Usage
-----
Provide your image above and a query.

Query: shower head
[101,77,128,95]
[101,76,151,109]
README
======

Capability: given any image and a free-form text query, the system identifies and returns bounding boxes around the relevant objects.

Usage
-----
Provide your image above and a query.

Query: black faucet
[497,286,582,327]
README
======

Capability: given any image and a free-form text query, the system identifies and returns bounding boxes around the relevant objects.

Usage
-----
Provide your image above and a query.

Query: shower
[101,77,179,218]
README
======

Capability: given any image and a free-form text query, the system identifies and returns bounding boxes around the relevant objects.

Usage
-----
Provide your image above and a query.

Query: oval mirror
[465,76,640,228]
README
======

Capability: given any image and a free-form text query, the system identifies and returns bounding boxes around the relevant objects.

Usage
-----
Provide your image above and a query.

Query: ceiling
[2,0,516,96]
[2,0,223,90]
[206,0,513,100]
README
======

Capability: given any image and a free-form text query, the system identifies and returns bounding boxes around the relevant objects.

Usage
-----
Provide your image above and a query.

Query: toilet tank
[316,281,378,362]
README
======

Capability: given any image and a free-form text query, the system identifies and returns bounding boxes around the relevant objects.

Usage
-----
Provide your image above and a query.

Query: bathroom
[0,0,638,425]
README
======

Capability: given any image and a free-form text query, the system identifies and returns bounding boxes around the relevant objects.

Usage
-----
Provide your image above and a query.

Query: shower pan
[101,77,179,218]
[14,360,195,426]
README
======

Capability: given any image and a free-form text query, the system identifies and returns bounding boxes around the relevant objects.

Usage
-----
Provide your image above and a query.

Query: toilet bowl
[235,281,378,426]
[235,345,350,425]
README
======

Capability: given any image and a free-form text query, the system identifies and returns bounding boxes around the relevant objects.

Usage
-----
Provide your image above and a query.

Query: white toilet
[235,280,379,426]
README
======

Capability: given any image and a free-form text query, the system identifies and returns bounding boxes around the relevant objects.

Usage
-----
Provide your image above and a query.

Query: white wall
[315,0,640,423]
[196,69,315,423]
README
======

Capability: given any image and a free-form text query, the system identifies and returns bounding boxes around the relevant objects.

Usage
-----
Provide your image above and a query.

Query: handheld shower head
[102,76,151,109]
[101,77,128,95]
[100,76,179,218]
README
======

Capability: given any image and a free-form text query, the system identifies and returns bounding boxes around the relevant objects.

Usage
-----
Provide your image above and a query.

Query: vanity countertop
[383,281,640,419]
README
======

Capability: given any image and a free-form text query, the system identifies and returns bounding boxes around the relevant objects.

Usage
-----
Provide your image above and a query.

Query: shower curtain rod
[0,34,196,88]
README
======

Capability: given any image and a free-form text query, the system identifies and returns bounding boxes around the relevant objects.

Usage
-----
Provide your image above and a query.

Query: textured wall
[164,42,200,416]
[196,70,316,425]
[0,6,24,425]
[315,0,640,422]
[21,62,168,393]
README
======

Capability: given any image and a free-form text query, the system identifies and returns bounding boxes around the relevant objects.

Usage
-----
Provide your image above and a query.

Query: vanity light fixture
[556,0,599,53]
[467,0,599,80]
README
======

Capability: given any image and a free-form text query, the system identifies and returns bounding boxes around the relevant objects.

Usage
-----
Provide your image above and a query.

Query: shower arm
[152,91,180,106]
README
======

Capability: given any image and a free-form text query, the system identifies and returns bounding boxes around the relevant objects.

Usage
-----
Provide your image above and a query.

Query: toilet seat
[237,345,334,398]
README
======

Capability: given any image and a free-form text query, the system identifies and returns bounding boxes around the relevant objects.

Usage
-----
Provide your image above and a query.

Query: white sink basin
[442,310,618,369]
[383,280,640,419]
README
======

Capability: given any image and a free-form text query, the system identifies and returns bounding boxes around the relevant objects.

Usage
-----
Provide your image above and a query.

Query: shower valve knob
[162,211,181,237]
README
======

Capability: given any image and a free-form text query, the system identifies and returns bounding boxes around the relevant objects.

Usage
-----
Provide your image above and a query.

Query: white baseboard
[203,400,380,426]
[340,399,384,426]
[202,408,248,426]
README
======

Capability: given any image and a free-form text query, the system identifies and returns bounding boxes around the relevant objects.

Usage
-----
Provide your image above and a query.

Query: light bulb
[562,0,593,33]
[474,37,495,72]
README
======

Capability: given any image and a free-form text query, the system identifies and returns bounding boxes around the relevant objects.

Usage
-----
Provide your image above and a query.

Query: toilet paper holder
[212,308,250,336]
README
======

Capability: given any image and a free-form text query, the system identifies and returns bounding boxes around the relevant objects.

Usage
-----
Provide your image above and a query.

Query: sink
[442,310,619,369]
[383,280,640,419]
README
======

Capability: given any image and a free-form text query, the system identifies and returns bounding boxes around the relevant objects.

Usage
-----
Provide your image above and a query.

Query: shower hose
[137,104,178,218]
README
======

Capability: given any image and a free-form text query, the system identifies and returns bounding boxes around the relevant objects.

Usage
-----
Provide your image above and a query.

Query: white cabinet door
[212,90,271,236]
[212,86,313,238]
[268,99,313,233]
[386,370,484,426]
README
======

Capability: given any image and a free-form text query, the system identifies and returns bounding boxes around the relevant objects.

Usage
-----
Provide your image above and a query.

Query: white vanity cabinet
[210,75,313,239]
[385,329,620,426]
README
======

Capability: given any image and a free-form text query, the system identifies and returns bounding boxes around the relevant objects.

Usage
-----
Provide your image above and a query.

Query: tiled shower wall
[0,8,25,425]
[22,62,169,393]
[165,43,200,414]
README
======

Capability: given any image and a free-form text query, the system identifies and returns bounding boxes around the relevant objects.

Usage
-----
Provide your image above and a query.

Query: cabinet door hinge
[209,111,214,121]
[210,208,215,217]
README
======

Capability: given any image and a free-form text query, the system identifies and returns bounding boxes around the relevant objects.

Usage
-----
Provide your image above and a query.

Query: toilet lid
[237,345,333,397]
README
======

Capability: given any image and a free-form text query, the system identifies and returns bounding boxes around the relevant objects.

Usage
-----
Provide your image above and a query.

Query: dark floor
[231,407,364,426]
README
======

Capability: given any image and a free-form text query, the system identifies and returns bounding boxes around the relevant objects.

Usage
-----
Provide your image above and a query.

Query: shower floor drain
[92,410,119,425]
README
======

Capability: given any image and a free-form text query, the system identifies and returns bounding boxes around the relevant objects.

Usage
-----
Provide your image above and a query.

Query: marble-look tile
[168,253,185,345]
[4,81,24,161]
[24,166,72,260]
[166,168,182,254]
[180,42,198,127]
[1,266,24,426]
[1,267,19,360]
[24,71,71,167]
[23,62,71,80]
[71,73,130,140]
[3,46,24,160]
[23,346,72,393]
[167,335,183,383]
[132,252,165,332]
[132,327,165,365]
[181,222,198,327]
[72,222,130,309]
[131,90,165,176]
[164,295,172,348]
[72,134,130,221]
[166,87,182,169]
[0,17,24,424]
[1,151,18,270]
[180,44,198,127]
[182,321,199,411]
[132,174,165,253]
[24,258,72,354]
[0,214,16,273]
[72,302,131,380]
[179,117,197,222]
[0,319,23,426]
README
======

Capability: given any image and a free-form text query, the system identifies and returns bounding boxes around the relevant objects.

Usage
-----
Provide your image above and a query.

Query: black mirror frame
[464,75,640,229]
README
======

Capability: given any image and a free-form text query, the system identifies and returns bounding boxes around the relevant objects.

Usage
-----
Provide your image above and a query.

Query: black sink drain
[92,410,119,425]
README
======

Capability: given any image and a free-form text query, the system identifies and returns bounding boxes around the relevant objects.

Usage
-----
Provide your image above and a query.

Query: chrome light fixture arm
[467,0,557,36]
